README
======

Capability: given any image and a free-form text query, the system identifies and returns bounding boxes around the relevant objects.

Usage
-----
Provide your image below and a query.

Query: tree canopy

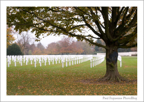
[7,7,137,49]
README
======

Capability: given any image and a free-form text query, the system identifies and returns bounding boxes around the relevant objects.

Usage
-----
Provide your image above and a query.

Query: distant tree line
[44,37,95,55]
[7,29,137,55]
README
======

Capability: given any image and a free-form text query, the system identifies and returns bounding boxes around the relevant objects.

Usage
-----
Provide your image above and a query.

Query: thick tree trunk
[97,45,128,82]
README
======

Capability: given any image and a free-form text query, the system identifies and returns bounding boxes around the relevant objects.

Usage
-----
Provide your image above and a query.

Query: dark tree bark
[97,44,128,82]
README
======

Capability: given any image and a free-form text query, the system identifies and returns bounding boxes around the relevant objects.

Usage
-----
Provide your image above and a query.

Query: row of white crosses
[7,55,93,67]
[7,55,76,67]
[90,55,105,68]
[61,55,91,68]
[7,55,22,67]
[7,55,122,68]
[89,55,122,68]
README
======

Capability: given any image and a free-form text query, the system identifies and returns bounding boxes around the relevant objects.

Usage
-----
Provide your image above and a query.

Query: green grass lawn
[7,56,137,95]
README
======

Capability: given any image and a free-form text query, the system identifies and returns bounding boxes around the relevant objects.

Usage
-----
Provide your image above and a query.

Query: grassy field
[7,56,137,95]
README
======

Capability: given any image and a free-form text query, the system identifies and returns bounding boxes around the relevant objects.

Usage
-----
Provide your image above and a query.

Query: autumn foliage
[14,36,94,55]
[45,37,94,55]
[7,27,15,48]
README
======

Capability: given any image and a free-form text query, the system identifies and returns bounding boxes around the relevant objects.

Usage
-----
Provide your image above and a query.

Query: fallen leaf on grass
[18,86,25,89]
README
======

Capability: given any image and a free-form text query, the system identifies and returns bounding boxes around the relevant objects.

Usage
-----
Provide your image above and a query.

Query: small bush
[7,43,23,55]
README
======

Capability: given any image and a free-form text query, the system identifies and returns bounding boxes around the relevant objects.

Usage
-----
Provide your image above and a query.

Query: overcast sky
[37,35,67,48]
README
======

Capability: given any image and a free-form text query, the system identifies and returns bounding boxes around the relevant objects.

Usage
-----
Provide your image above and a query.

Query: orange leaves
[45,37,84,54]
[32,91,36,93]
[45,42,60,55]
[7,27,15,48]
[32,47,42,55]
[18,86,25,89]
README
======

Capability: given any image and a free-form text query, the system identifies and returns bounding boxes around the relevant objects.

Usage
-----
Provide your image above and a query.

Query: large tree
[7,7,137,82]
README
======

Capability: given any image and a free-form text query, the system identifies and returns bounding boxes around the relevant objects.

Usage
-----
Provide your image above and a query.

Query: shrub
[7,43,23,55]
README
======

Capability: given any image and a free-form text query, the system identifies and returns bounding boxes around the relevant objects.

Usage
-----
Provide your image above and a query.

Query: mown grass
[7,56,137,95]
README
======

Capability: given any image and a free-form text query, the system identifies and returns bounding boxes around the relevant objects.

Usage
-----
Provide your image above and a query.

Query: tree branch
[67,32,109,49]
[85,34,101,39]
[114,10,137,41]
[69,24,87,30]
[32,26,60,33]
[74,8,101,35]
[87,7,105,36]
[112,7,120,28]
[119,43,137,48]
[118,27,137,46]
[115,7,125,26]
[126,7,136,21]
[102,7,113,42]
[74,7,91,17]
[97,7,102,14]
[82,15,102,38]
[75,8,102,38]
[112,7,117,24]
[122,7,129,25]
[7,22,43,26]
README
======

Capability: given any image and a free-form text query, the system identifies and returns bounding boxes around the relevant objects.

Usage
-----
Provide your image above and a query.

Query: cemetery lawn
[7,56,137,95]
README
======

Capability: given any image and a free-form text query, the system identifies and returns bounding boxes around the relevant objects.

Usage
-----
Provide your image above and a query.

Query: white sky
[38,35,66,48]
